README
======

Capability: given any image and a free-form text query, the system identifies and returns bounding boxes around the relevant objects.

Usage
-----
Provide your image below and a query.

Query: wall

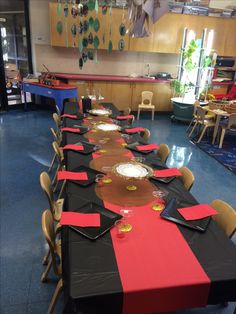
[29,0,179,77]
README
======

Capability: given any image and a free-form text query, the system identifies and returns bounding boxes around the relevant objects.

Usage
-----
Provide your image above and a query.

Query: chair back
[52,141,64,163]
[53,113,61,136]
[227,113,236,130]
[122,107,131,115]
[195,106,206,122]
[158,144,170,163]
[50,128,61,146]
[40,172,55,214]
[141,91,153,106]
[179,166,195,191]
[193,100,200,115]
[210,199,236,238]
[140,128,151,141]
[42,210,61,276]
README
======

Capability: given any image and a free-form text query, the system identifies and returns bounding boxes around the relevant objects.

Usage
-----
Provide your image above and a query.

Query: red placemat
[61,114,78,119]
[136,143,159,151]
[154,168,182,178]
[61,127,81,133]
[57,171,88,181]
[117,115,134,120]
[60,212,100,227]
[125,127,145,133]
[62,144,84,151]
[177,204,218,221]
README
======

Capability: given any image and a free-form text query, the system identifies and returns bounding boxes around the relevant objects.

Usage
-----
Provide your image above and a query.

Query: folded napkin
[61,114,78,119]
[60,212,100,227]
[136,143,160,151]
[61,127,81,133]
[57,171,88,181]
[154,168,182,178]
[177,204,218,221]
[62,144,84,151]
[117,115,134,120]
[125,127,145,133]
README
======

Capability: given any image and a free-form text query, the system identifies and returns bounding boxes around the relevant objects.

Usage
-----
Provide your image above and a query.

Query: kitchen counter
[55,73,170,84]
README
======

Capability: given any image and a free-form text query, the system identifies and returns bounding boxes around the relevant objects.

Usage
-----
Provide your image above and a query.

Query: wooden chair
[178,166,195,191]
[40,172,64,222]
[41,210,63,314]
[158,144,170,163]
[52,141,65,194]
[219,113,236,148]
[140,128,151,141]
[186,101,215,133]
[122,107,131,115]
[53,113,62,138]
[210,199,236,238]
[188,106,216,143]
[48,128,62,173]
[137,91,155,120]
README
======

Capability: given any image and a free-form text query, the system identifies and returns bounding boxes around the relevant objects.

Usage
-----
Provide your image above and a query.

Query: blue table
[21,82,78,112]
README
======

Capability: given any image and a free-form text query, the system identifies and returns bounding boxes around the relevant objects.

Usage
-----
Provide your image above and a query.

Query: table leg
[212,115,220,145]
[23,91,27,111]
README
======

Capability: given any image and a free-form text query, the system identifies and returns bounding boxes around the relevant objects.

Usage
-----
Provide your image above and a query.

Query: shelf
[215,67,236,71]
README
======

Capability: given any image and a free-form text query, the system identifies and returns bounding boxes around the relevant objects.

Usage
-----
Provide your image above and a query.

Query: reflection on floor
[0,109,235,314]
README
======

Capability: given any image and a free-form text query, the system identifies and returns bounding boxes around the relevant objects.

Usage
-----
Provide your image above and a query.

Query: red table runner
[87,118,210,314]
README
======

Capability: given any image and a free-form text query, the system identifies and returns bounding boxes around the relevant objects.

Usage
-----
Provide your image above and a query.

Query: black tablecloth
[61,102,236,314]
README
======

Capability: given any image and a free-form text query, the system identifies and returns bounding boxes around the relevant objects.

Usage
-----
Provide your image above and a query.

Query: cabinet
[69,78,172,111]
[50,4,236,57]
[49,4,129,51]
[110,82,133,110]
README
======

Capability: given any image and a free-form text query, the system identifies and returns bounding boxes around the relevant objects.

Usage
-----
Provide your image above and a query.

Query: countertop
[54,73,171,83]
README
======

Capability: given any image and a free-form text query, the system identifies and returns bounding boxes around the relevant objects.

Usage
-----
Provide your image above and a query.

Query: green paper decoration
[94,18,100,32]
[71,24,76,37]
[83,20,89,33]
[82,51,88,63]
[82,37,88,48]
[78,22,83,34]
[88,50,94,60]
[119,23,126,36]
[108,40,113,53]
[56,21,63,34]
[78,39,83,53]
[79,57,83,69]
[93,35,99,49]
[88,32,93,44]
[64,3,68,17]
[88,0,95,11]
[95,0,99,14]
[57,1,61,16]
[89,17,94,29]
[118,39,125,51]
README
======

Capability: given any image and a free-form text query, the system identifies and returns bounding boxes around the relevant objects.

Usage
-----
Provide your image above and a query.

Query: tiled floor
[0,108,235,314]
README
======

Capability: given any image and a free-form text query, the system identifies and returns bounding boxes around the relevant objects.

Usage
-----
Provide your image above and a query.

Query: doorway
[0,0,32,110]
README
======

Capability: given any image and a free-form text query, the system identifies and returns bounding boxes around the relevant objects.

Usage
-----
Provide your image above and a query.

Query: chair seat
[138,104,155,109]
[194,113,215,120]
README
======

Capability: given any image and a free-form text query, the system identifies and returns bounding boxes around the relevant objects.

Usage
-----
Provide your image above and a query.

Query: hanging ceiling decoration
[127,0,169,38]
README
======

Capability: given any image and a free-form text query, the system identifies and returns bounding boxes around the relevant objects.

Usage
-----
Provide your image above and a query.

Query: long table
[61,102,236,314]
[21,82,78,112]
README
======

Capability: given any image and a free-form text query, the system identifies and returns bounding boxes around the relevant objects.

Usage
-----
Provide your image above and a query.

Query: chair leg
[152,109,154,121]
[188,121,198,138]
[53,180,59,193]
[219,128,226,149]
[47,279,63,314]
[197,125,207,143]
[42,249,50,266]
[137,108,140,120]
[48,153,56,173]
[186,118,194,132]
[41,259,52,283]
[58,180,66,199]
[52,164,60,186]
